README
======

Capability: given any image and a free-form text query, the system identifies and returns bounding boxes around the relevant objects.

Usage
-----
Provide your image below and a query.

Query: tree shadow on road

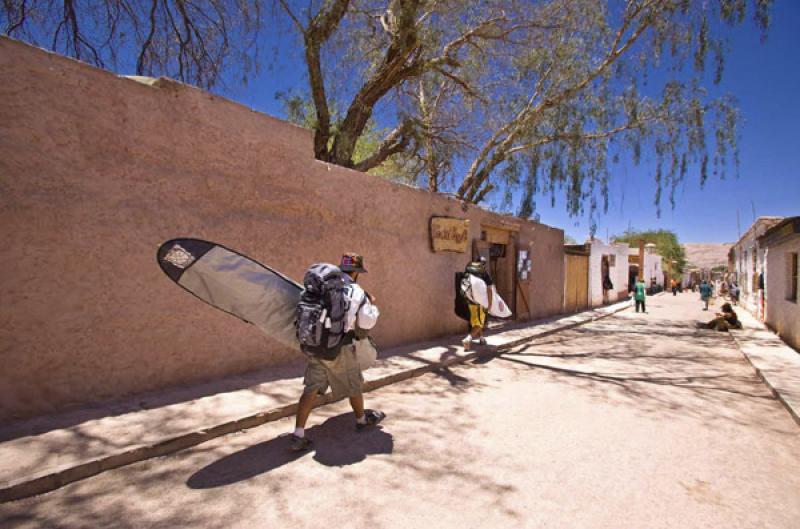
[186,413,393,489]
[474,313,798,435]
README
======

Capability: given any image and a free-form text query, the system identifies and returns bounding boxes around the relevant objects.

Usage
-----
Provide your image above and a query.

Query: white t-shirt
[344,283,380,332]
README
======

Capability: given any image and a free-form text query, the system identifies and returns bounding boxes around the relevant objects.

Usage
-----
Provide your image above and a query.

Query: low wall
[0,37,565,420]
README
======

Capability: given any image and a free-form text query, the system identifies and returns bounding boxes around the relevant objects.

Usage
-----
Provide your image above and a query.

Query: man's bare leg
[290,391,318,450]
[295,391,317,429]
[349,393,365,419]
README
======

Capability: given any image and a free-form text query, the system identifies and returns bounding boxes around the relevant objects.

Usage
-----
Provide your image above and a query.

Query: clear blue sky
[220,2,800,245]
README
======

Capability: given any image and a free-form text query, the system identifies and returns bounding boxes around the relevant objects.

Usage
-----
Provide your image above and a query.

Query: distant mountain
[682,243,733,269]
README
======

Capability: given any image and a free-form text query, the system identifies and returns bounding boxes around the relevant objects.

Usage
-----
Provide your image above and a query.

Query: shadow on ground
[186,413,393,489]
[471,313,792,434]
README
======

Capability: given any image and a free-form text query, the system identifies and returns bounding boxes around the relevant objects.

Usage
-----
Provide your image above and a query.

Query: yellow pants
[468,304,486,328]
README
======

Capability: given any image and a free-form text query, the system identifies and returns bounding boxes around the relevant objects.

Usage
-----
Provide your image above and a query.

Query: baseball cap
[340,253,367,273]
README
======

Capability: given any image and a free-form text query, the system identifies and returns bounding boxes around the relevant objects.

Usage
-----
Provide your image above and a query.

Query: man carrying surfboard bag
[461,257,493,351]
[290,253,385,451]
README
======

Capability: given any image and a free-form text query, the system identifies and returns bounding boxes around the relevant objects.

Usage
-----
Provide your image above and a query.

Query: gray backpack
[295,263,351,360]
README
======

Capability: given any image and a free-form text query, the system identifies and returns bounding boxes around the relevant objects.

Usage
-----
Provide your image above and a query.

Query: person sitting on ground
[462,257,493,351]
[699,302,742,332]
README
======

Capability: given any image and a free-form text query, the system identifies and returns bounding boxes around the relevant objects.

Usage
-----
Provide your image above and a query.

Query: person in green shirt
[634,278,647,313]
[699,280,713,310]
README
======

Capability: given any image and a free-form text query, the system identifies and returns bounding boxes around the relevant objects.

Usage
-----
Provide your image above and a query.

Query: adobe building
[759,217,800,351]
[626,244,664,292]
[587,239,630,306]
[0,37,566,421]
[563,239,629,310]
[729,217,784,320]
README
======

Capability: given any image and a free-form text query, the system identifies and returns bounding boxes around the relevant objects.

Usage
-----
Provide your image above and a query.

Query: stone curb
[0,302,630,503]
[730,331,800,427]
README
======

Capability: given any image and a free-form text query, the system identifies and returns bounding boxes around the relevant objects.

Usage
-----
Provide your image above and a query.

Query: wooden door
[473,237,516,318]
[565,254,589,312]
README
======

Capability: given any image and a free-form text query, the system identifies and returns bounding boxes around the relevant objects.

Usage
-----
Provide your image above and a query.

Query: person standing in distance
[634,277,647,313]
[699,279,713,311]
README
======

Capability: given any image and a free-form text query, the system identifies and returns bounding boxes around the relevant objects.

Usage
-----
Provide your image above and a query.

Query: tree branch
[352,122,413,172]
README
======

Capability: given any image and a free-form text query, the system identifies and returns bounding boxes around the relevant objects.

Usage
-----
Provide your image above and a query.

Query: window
[790,252,798,302]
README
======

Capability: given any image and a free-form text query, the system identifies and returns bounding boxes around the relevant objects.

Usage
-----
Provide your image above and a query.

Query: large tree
[270,0,770,221]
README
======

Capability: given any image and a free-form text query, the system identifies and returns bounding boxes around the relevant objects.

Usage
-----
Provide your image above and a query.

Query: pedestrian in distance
[634,277,647,313]
[730,282,740,305]
[699,279,713,311]
[461,257,493,351]
[671,278,678,296]
[290,253,386,452]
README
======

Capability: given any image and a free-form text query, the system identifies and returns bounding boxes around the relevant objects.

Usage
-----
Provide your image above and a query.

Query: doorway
[474,226,517,319]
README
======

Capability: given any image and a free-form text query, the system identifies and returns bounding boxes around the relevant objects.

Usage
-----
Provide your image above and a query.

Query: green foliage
[612,229,687,272]
[276,89,418,184]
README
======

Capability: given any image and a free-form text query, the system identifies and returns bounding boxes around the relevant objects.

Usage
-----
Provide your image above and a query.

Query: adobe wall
[588,241,630,306]
[0,37,564,421]
[765,239,800,351]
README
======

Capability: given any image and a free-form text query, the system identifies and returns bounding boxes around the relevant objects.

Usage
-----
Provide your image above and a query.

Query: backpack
[295,263,352,360]
[454,272,471,321]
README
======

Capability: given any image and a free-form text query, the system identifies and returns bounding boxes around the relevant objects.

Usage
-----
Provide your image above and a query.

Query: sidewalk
[732,308,800,426]
[0,300,632,502]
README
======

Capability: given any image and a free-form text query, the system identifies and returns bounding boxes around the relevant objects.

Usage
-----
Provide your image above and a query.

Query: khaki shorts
[303,344,363,399]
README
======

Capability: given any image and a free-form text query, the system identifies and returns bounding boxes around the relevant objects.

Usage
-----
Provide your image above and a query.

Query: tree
[612,228,687,273]
[1,0,262,89]
[268,0,771,222]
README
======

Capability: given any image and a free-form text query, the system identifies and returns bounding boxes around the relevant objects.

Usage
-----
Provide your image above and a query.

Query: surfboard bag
[295,264,352,360]
[454,272,471,322]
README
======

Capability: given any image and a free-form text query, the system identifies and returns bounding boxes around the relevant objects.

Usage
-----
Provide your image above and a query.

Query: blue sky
[219,2,798,245]
[537,0,800,244]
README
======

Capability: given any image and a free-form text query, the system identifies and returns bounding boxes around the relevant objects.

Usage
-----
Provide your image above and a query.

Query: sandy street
[2,292,799,529]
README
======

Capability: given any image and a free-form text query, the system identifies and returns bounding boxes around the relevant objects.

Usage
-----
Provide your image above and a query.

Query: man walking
[699,279,713,311]
[634,277,647,313]
[462,257,493,351]
[290,253,385,451]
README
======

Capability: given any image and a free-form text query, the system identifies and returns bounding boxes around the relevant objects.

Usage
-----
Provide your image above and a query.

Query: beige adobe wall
[0,38,564,421]
[765,240,800,351]
[517,223,565,320]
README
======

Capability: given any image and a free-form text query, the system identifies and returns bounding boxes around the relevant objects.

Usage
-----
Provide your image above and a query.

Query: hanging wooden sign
[430,217,470,253]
